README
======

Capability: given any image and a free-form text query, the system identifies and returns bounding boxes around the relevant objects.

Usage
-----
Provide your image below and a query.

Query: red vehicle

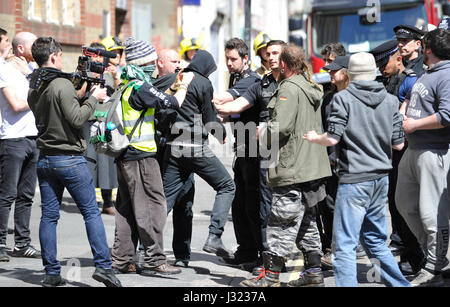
[289,0,448,75]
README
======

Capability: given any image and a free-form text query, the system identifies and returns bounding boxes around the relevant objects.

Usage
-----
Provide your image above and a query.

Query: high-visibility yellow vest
[120,81,157,153]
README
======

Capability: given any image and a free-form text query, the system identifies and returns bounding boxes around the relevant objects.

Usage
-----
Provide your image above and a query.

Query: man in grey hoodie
[303,52,410,287]
[396,28,450,287]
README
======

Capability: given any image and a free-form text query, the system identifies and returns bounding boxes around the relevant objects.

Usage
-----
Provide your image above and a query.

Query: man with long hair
[241,44,331,287]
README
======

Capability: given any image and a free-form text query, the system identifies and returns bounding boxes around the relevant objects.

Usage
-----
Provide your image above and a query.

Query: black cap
[370,40,399,68]
[394,24,424,40]
[323,55,350,71]
[438,17,449,31]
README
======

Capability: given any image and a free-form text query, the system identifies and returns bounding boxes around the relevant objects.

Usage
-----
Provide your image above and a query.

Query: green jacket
[264,74,331,188]
[28,77,98,155]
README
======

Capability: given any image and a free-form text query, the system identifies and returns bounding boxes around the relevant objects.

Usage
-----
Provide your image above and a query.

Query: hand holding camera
[91,85,107,102]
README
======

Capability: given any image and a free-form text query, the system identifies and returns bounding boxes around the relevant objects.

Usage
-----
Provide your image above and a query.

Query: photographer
[27,37,122,287]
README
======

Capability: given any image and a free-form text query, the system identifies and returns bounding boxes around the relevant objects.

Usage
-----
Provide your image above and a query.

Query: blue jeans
[332,176,410,287]
[37,155,112,275]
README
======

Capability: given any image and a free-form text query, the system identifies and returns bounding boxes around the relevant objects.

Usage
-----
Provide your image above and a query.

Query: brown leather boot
[141,262,182,276]
[239,252,283,287]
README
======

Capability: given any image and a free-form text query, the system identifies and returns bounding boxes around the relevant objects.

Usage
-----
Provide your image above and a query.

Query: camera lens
[90,62,105,74]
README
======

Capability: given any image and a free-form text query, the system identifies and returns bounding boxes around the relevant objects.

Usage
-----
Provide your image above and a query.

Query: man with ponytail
[240,44,331,287]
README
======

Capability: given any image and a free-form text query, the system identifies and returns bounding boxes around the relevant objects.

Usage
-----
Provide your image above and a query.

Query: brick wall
[1,0,180,70]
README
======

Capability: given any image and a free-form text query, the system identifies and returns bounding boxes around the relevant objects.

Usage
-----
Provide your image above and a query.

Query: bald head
[157,49,180,77]
[12,32,37,62]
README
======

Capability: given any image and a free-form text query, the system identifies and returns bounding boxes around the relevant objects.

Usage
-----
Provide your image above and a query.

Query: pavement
[1,131,450,289]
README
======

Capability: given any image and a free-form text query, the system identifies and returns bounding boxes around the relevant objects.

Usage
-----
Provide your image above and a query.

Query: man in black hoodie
[159,50,236,263]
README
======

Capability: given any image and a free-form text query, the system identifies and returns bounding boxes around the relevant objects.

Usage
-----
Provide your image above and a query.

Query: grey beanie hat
[123,37,157,66]
[348,52,377,81]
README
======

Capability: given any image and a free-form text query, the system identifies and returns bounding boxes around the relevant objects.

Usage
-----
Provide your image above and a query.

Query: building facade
[0,0,179,71]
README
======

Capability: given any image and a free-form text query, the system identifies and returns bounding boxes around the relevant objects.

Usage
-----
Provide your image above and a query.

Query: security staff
[394,24,425,76]
[370,39,425,276]
[214,38,262,267]
[214,40,286,274]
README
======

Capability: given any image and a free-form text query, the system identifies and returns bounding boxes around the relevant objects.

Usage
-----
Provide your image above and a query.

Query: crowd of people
[0,15,449,288]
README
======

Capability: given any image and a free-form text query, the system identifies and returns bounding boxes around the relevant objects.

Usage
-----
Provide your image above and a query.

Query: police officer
[370,39,425,276]
[438,17,450,31]
[394,25,425,76]
[253,32,272,78]
[371,40,417,103]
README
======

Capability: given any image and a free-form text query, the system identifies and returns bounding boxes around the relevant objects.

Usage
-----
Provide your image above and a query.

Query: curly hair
[423,28,450,60]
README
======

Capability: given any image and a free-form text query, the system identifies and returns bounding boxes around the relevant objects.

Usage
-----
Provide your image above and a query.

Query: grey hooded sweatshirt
[405,60,450,149]
[327,80,404,184]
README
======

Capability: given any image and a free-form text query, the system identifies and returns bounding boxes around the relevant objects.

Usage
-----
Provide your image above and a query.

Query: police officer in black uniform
[394,24,426,76]
[370,39,425,276]
[214,40,286,274]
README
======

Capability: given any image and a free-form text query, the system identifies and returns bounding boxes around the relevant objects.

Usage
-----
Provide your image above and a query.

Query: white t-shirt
[0,61,38,139]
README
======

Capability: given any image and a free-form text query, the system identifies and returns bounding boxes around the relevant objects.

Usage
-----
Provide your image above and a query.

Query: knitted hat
[348,52,377,81]
[123,37,157,66]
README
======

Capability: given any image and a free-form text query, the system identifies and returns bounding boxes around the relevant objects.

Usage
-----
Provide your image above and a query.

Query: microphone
[82,46,118,59]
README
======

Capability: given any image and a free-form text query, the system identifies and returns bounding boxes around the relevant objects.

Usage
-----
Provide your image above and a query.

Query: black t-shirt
[242,73,277,123]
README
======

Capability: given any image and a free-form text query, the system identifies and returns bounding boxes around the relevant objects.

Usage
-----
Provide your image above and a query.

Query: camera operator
[27,37,122,287]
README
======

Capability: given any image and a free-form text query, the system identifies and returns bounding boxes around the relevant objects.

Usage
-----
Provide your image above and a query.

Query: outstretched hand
[302,130,319,143]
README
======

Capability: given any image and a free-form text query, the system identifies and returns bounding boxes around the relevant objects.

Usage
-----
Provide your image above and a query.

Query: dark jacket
[327,80,404,183]
[159,50,226,145]
[28,75,97,156]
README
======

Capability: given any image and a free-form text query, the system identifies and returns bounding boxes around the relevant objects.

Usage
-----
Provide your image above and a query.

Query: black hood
[184,50,217,78]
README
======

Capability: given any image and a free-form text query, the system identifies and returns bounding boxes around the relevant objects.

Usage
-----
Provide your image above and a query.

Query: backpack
[89,80,146,158]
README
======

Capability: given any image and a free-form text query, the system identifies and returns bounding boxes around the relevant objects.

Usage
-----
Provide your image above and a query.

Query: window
[62,0,79,26]
[46,0,61,24]
[28,0,44,21]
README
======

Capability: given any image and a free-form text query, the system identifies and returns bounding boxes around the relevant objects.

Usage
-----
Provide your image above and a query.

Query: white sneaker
[410,269,444,287]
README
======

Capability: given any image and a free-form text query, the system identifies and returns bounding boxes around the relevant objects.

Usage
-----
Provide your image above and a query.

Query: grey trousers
[267,183,322,260]
[395,148,450,272]
[111,156,167,269]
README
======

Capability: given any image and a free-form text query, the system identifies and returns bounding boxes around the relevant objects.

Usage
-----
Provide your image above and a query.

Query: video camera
[72,46,118,91]
[29,46,118,96]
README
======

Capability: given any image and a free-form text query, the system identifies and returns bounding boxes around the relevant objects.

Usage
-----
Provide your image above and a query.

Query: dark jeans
[37,155,112,275]
[317,171,338,251]
[0,138,38,247]
[171,174,195,260]
[163,145,235,238]
[158,144,195,261]
[232,157,262,261]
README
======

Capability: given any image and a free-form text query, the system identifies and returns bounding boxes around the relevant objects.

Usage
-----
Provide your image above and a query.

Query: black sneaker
[11,245,41,258]
[174,259,189,268]
[42,274,67,287]
[0,247,10,262]
[92,267,123,287]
